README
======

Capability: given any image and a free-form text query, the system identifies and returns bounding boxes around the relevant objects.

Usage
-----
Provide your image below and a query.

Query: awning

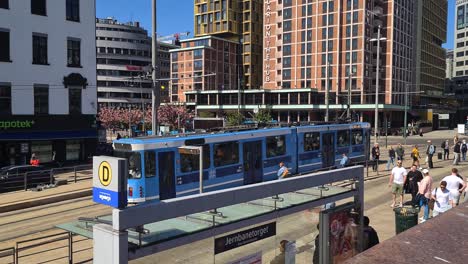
[0,130,97,141]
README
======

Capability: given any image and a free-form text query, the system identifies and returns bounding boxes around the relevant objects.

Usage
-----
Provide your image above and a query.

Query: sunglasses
[440,186,446,189]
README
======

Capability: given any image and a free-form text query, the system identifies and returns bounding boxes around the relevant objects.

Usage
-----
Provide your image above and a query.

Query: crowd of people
[386,137,468,223]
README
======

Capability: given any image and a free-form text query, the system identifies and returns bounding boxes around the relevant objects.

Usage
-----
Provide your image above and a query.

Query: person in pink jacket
[418,169,433,223]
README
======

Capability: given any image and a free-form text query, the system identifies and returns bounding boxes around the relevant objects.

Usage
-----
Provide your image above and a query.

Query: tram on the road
[112,122,371,203]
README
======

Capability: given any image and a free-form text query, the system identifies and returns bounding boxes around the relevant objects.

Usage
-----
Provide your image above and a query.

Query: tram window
[114,151,142,179]
[144,151,156,178]
[337,130,350,147]
[304,132,320,151]
[352,129,363,145]
[181,145,210,173]
[214,142,239,167]
[266,135,286,158]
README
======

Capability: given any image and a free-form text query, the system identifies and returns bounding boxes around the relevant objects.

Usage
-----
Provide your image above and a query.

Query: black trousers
[444,149,449,160]
[428,154,433,168]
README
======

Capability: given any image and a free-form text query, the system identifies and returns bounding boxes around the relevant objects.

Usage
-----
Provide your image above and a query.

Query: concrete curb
[0,189,92,214]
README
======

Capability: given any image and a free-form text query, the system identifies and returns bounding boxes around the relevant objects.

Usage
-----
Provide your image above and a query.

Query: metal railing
[0,247,15,264]
[0,164,92,193]
[16,232,73,264]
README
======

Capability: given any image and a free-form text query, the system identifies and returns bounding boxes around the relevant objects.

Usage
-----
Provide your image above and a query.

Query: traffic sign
[93,156,127,209]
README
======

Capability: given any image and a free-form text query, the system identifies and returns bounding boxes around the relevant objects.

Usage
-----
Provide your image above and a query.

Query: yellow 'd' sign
[98,161,112,186]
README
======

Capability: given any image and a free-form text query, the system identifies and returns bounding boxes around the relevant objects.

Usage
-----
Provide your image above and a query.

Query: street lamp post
[370,25,386,144]
[151,0,159,135]
[347,72,354,120]
[404,83,409,145]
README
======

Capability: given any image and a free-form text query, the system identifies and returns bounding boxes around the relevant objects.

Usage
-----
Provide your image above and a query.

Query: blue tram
[112,122,370,203]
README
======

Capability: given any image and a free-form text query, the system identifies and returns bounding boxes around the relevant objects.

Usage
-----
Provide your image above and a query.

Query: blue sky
[97,0,456,49]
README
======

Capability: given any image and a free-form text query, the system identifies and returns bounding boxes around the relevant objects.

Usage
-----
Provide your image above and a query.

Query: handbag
[428,187,438,210]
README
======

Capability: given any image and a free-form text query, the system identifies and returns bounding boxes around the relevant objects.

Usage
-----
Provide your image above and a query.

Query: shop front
[0,115,97,167]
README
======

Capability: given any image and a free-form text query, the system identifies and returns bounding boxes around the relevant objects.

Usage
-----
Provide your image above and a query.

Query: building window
[32,34,48,65]
[67,39,81,67]
[69,88,82,114]
[31,141,52,163]
[34,84,49,115]
[0,0,8,9]
[66,140,81,161]
[0,83,11,115]
[0,30,10,62]
[31,0,47,16]
[66,0,80,22]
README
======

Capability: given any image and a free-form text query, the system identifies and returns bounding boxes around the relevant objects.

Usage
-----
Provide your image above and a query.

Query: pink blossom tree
[157,104,194,131]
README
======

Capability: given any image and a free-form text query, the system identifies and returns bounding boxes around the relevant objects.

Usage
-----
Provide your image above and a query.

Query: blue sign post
[92,156,128,209]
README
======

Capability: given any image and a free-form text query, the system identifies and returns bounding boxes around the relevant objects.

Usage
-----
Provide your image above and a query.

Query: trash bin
[438,152,442,160]
[394,207,419,234]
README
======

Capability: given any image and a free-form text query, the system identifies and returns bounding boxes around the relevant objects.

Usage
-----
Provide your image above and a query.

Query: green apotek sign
[0,120,35,130]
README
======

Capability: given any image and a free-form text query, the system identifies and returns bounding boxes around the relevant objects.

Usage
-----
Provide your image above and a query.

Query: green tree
[226,112,245,126]
[253,109,272,124]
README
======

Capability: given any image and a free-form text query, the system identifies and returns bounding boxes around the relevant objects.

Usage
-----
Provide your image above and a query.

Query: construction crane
[158,31,190,45]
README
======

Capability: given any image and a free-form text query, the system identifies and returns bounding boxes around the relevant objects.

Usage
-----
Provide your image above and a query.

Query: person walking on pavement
[411,145,421,169]
[453,141,461,165]
[431,181,454,217]
[339,153,349,168]
[386,146,396,171]
[277,162,289,180]
[426,140,436,169]
[461,139,467,161]
[441,168,466,206]
[395,143,405,161]
[371,143,380,172]
[418,169,433,223]
[389,160,407,208]
[442,139,450,160]
[405,165,423,205]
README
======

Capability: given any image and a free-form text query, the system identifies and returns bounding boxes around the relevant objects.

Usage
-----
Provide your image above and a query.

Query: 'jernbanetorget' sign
[92,156,127,209]
[214,222,276,254]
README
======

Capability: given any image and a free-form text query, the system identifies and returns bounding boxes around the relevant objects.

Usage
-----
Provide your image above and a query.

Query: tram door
[158,151,176,200]
[243,141,263,185]
[322,133,335,169]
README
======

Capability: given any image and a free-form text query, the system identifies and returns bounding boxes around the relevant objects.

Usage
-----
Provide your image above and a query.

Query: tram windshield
[114,151,142,179]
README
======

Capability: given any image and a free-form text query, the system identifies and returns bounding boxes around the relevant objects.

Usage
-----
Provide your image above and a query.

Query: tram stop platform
[57,166,365,263]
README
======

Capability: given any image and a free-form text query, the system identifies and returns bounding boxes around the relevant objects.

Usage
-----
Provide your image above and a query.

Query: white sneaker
[420,219,426,223]
[419,216,424,221]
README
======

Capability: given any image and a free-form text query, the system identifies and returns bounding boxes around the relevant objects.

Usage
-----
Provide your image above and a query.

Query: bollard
[24,172,28,191]
[74,167,77,183]
[50,169,54,185]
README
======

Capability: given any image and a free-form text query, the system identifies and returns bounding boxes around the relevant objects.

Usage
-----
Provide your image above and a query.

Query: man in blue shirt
[277,162,289,179]
[339,153,349,168]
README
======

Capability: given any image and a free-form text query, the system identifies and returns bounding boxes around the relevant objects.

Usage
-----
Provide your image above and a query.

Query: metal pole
[199,146,203,194]
[325,61,330,122]
[374,25,381,144]
[347,73,352,120]
[404,83,408,145]
[385,114,388,148]
[151,0,159,135]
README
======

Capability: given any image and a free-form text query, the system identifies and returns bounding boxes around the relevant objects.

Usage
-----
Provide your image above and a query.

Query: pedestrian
[411,145,420,169]
[395,143,405,161]
[277,161,289,180]
[30,153,40,166]
[453,135,459,146]
[363,216,379,250]
[417,169,433,223]
[461,139,467,161]
[425,140,436,169]
[431,181,454,217]
[453,141,461,165]
[116,133,122,140]
[442,139,449,160]
[405,164,423,205]
[386,146,395,171]
[339,153,349,168]
[270,240,288,264]
[371,143,380,172]
[312,224,320,264]
[389,160,407,208]
[441,168,466,206]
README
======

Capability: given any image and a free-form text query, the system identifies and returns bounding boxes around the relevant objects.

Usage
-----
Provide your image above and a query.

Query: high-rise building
[0,0,97,166]
[414,0,448,121]
[262,0,417,126]
[446,49,453,80]
[96,18,176,108]
[194,0,263,89]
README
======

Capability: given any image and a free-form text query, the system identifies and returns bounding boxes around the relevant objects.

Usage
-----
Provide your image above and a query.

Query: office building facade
[96,18,176,108]
[0,0,97,166]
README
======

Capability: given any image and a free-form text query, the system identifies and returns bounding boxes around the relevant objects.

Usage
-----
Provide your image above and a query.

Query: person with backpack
[461,139,467,162]
[363,216,379,250]
[442,140,449,160]
[426,140,436,169]
[386,146,396,171]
